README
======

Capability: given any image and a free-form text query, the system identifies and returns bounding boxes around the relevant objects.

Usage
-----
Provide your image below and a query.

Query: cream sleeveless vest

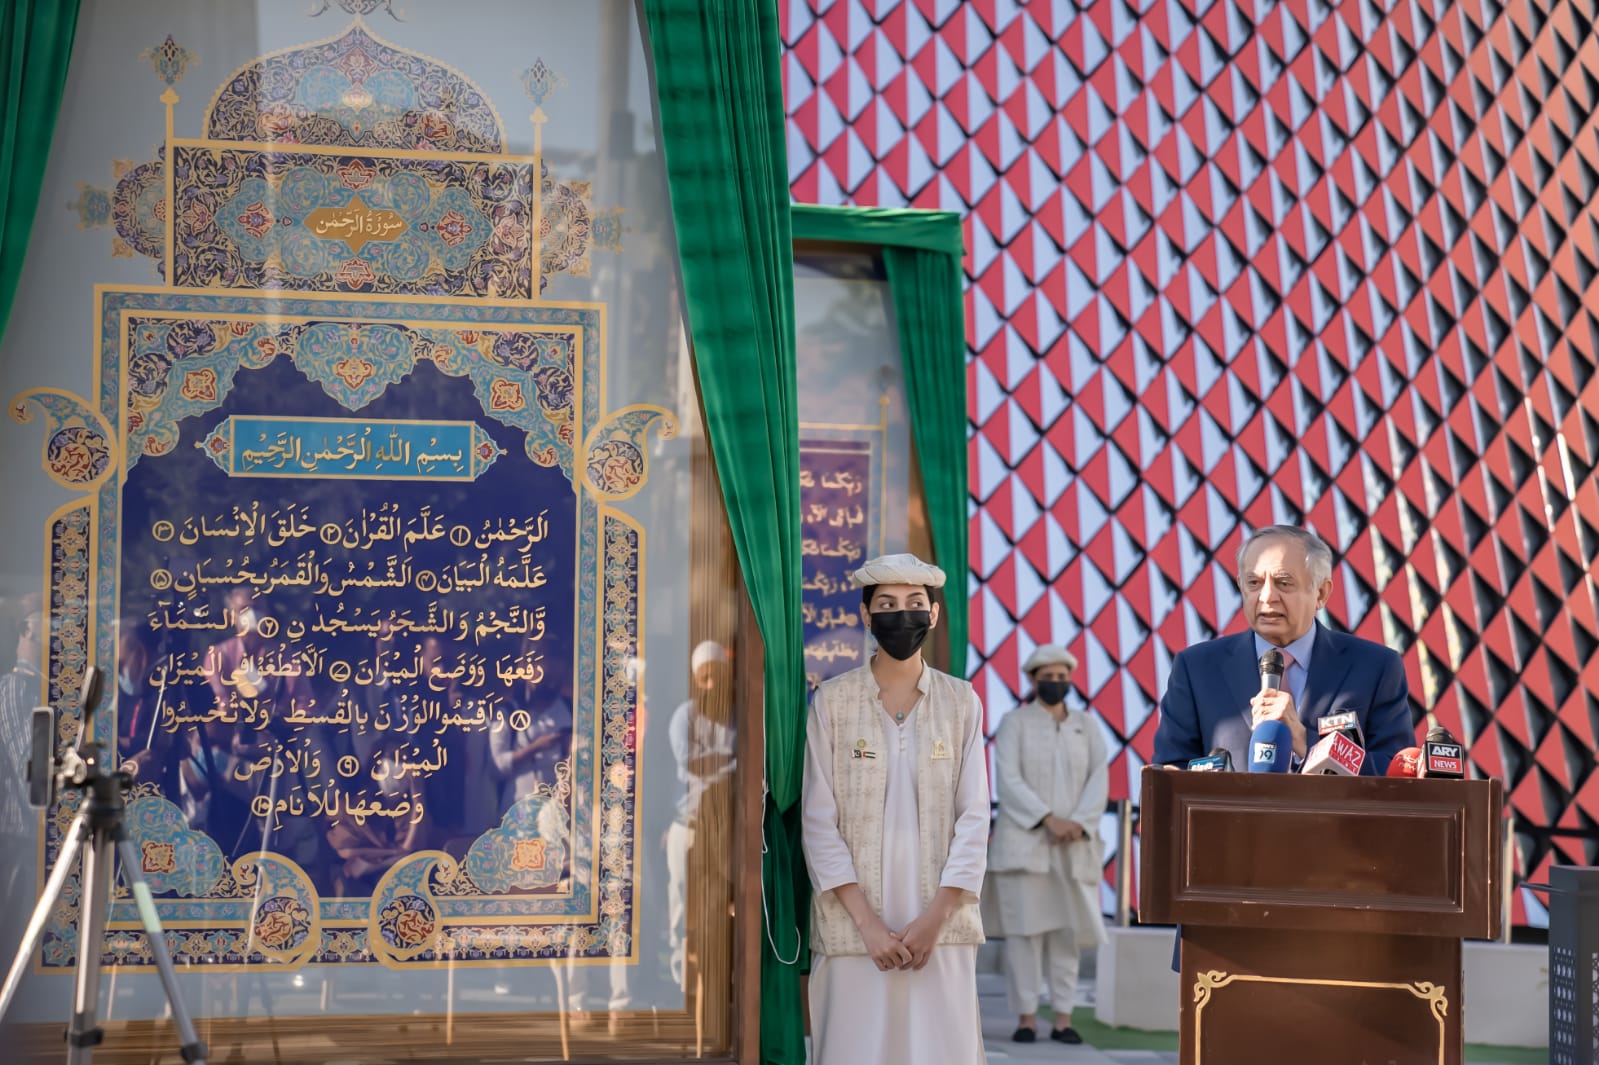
[809,664,986,956]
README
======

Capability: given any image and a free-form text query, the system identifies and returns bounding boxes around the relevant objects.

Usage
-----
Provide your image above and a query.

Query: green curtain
[639,2,807,1063]
[792,205,971,677]
[0,0,80,345]
[791,202,965,258]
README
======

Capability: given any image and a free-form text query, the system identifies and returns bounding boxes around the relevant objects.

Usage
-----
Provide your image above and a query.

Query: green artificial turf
[1050,1005,1545,1062]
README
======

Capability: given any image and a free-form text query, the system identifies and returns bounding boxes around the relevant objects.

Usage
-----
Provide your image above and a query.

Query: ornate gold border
[1192,970,1448,1065]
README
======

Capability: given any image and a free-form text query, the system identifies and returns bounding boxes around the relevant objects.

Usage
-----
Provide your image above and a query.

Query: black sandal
[1050,1027,1083,1044]
[1012,1027,1036,1043]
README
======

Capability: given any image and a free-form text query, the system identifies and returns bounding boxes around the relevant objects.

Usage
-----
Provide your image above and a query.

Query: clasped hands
[1042,815,1085,843]
[838,883,960,973]
[861,907,947,972]
[1250,688,1308,758]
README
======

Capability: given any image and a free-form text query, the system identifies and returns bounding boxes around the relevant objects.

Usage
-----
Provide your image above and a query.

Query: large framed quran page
[0,2,761,1061]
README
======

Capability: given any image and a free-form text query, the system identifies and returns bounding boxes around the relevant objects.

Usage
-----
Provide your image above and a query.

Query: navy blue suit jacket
[1152,624,1413,776]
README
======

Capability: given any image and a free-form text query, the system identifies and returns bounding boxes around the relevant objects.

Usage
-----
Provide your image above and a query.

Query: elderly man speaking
[1153,525,1413,775]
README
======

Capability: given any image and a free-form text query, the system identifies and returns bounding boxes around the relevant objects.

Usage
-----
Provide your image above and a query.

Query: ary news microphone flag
[1387,747,1422,777]
[1302,730,1366,776]
[1258,648,1285,692]
[1420,726,1466,778]
[1247,719,1294,773]
[1187,747,1233,772]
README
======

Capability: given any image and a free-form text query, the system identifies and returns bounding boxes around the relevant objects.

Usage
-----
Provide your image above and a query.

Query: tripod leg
[113,838,208,1065]
[0,809,88,1023]
[66,826,114,1065]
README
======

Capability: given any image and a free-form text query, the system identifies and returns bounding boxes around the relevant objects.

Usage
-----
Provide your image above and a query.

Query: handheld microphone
[1301,730,1366,775]
[1387,747,1422,777]
[1420,726,1465,778]
[1258,649,1285,692]
[1187,747,1233,772]
[1247,719,1294,773]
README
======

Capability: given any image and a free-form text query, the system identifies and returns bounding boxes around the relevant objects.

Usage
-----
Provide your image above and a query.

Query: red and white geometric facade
[782,0,1599,928]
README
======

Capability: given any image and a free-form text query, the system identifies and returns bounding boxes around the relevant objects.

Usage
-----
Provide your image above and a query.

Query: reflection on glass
[794,252,919,688]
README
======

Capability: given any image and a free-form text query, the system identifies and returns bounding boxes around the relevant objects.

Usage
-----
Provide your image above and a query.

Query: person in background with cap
[982,644,1108,1045]
[666,640,737,990]
[801,553,990,1064]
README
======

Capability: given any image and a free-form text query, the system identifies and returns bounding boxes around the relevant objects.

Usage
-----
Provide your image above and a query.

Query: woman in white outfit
[802,553,991,1064]
[983,644,1108,1044]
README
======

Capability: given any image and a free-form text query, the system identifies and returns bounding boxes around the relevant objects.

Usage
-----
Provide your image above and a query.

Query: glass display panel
[792,252,923,686]
[0,2,748,1060]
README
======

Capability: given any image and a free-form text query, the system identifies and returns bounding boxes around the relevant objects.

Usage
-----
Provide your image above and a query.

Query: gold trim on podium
[1192,970,1448,1065]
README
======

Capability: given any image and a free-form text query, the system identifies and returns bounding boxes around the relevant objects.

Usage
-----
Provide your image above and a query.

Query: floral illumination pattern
[253,896,313,952]
[581,405,677,502]
[10,391,115,490]
[66,184,112,229]
[207,26,501,152]
[141,842,178,874]
[140,35,195,88]
[520,58,567,110]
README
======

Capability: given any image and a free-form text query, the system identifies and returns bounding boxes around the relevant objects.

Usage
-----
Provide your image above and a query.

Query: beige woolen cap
[849,552,947,589]
[1021,643,1078,674]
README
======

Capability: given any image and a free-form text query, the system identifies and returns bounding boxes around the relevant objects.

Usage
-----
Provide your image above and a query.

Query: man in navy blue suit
[1153,525,1413,776]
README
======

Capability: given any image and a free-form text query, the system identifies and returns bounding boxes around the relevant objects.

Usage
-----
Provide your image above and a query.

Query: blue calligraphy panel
[801,439,873,689]
[119,348,579,905]
[34,288,647,972]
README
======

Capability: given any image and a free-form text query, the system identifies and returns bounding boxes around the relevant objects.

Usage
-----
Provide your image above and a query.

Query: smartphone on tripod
[2,667,209,1065]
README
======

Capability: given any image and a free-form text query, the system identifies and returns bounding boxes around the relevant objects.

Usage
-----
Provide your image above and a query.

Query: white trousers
[1003,928,1080,1018]
[666,819,691,988]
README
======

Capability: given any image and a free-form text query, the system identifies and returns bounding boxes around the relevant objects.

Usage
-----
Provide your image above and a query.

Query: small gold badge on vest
[930,739,951,760]
[852,738,877,760]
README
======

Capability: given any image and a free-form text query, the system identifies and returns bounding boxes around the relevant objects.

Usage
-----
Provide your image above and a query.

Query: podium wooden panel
[1139,768,1502,1065]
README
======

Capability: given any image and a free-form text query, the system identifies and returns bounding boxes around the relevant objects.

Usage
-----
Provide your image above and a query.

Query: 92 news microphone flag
[1247,719,1294,773]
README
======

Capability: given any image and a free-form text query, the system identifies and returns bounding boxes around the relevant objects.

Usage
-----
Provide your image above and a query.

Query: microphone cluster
[1178,651,1469,780]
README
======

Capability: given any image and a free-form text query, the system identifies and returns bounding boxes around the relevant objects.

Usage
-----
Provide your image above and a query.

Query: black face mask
[869,610,932,661]
[1036,680,1070,707]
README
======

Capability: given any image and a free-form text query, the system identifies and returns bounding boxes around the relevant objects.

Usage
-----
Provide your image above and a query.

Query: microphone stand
[145,597,181,754]
[0,668,208,1065]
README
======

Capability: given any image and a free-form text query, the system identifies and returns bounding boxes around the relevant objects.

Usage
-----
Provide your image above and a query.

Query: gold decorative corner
[1409,981,1449,1023]
[1192,969,1234,1009]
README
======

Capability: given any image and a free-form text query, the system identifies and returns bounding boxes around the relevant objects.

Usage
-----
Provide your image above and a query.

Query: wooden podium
[1138,768,1503,1065]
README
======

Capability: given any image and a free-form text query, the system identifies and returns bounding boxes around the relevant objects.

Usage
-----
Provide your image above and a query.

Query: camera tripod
[0,668,207,1064]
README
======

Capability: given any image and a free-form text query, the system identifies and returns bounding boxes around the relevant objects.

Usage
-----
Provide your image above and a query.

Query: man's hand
[1044,815,1083,843]
[860,916,912,971]
[1251,689,1307,758]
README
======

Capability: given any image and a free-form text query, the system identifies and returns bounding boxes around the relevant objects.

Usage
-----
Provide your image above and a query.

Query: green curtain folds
[0,0,81,346]
[793,205,970,677]
[639,2,806,1063]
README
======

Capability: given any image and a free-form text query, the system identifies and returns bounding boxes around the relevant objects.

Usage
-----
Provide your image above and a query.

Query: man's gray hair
[1236,525,1334,585]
